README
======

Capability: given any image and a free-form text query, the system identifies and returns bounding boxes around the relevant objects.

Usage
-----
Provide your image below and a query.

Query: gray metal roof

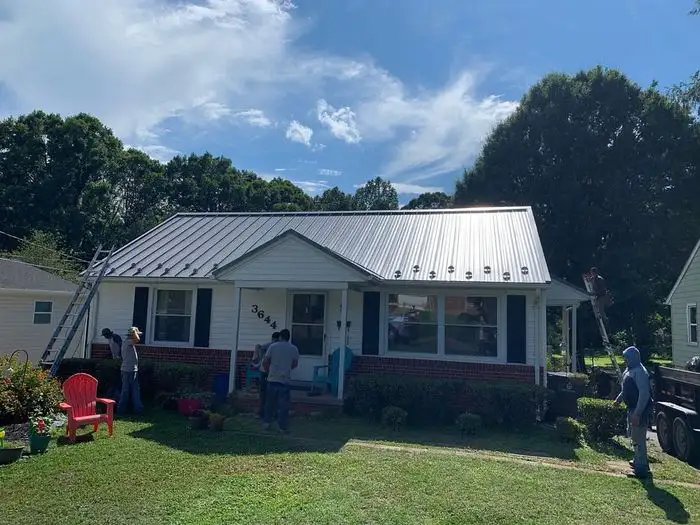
[0,259,77,292]
[103,207,551,285]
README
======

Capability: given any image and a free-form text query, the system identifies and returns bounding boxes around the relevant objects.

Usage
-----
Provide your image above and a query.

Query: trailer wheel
[672,417,696,463]
[656,411,674,455]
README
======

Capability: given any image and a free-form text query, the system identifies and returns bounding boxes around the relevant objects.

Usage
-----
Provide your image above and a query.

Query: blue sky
[0,1,698,202]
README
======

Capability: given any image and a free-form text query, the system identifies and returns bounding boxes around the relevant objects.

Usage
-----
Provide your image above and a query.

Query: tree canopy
[403,192,453,210]
[352,177,399,211]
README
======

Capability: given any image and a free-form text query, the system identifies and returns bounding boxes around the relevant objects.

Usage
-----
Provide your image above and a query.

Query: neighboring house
[665,238,700,367]
[0,259,86,364]
[87,207,589,397]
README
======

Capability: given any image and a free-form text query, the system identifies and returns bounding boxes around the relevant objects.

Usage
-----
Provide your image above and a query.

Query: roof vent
[521,266,529,275]
[447,265,455,274]
[129,262,136,269]
[135,267,142,275]
[412,265,420,273]
[394,270,402,279]
[213,263,219,270]
[184,263,190,269]
[156,262,163,269]
[503,271,511,281]
[484,266,491,274]
[190,268,198,276]
[465,271,473,280]
[429,270,436,279]
[162,267,170,275]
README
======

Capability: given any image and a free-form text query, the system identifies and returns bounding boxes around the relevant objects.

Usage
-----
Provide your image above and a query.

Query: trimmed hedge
[577,397,627,441]
[345,374,549,429]
[55,359,213,402]
[555,416,585,444]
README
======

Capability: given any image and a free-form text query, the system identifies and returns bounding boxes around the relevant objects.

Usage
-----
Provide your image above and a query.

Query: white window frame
[380,288,507,364]
[150,287,196,346]
[33,300,53,325]
[687,303,698,345]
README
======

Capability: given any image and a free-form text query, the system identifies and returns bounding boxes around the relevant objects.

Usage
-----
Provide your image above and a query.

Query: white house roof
[0,259,76,293]
[665,236,700,305]
[102,207,551,285]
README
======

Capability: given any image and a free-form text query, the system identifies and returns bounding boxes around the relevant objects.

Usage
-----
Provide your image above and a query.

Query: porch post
[562,306,570,372]
[534,290,541,385]
[540,290,548,388]
[571,304,579,373]
[228,286,242,394]
[338,288,348,400]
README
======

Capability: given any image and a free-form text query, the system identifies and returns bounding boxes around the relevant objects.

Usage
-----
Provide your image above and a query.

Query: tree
[314,187,354,211]
[403,192,453,210]
[352,177,399,211]
[455,67,700,352]
[0,231,83,282]
[669,3,700,116]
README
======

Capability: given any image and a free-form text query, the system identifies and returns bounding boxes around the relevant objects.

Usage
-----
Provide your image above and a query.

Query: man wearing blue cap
[614,346,652,478]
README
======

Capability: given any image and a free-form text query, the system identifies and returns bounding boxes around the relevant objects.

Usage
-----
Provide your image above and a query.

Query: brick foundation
[91,344,231,373]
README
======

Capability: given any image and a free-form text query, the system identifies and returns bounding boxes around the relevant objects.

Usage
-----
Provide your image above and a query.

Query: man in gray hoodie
[117,326,143,415]
[614,346,652,478]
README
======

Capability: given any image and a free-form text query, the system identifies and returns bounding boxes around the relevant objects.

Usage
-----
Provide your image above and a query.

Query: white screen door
[289,293,326,381]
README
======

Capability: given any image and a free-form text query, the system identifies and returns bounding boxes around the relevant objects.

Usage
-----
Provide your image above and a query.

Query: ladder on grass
[41,245,114,376]
[582,272,622,380]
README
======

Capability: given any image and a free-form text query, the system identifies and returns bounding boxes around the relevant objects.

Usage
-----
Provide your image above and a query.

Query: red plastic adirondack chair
[59,373,114,442]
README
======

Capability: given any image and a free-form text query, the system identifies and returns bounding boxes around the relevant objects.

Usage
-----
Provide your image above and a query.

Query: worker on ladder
[589,267,610,323]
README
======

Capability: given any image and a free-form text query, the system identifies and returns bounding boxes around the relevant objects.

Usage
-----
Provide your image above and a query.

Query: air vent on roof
[135,268,142,275]
[162,267,170,275]
[465,271,473,280]
[213,263,219,270]
[394,270,402,279]
[429,270,436,280]
[521,266,529,275]
[156,263,162,269]
[190,268,198,276]
[184,263,190,269]
[484,266,491,274]
[412,265,420,273]
[503,271,511,281]
[447,265,455,274]
[129,262,136,269]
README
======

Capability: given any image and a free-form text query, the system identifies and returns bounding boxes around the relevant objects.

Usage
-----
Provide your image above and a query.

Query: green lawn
[1,411,698,524]
[550,352,673,370]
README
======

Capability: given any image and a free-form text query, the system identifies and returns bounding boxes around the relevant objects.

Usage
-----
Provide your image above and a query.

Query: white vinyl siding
[668,246,700,365]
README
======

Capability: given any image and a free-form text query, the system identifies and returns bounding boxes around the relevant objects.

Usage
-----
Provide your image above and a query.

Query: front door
[289,292,326,381]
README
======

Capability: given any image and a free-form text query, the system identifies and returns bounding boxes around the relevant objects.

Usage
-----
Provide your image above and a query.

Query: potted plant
[29,415,52,454]
[0,428,24,465]
[209,413,225,431]
[177,391,212,416]
[188,409,210,430]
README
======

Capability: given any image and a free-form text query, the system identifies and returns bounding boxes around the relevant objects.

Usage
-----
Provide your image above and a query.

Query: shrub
[555,416,585,444]
[577,397,627,441]
[0,356,63,425]
[346,374,549,429]
[381,406,407,430]
[455,412,482,436]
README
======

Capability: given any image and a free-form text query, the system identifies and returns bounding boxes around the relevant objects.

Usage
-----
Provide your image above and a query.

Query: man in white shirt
[261,329,299,433]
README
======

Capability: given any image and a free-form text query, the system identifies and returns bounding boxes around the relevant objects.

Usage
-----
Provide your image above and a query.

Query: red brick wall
[351,355,535,382]
[91,344,231,373]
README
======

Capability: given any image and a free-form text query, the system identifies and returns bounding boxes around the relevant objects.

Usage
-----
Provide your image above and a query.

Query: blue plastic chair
[245,362,261,391]
[311,347,354,396]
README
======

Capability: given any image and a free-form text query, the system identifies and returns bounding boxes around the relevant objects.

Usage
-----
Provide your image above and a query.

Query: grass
[1,411,699,524]
[550,352,673,371]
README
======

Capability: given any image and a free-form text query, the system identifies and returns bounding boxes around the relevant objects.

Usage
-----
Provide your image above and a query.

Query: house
[0,259,86,364]
[665,238,700,367]
[86,207,590,398]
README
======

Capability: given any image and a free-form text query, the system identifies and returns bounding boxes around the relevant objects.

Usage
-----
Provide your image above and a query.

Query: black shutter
[506,295,527,364]
[362,292,380,355]
[194,288,213,348]
[132,287,149,340]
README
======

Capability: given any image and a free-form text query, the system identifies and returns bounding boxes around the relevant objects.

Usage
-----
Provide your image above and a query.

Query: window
[387,294,438,354]
[688,304,698,344]
[154,290,193,343]
[33,301,53,325]
[291,293,326,356]
[444,296,498,357]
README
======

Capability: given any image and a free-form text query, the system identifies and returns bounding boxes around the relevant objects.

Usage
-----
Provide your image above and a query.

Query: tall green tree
[313,187,354,211]
[456,67,700,351]
[352,177,399,211]
[403,192,453,210]
[0,231,83,282]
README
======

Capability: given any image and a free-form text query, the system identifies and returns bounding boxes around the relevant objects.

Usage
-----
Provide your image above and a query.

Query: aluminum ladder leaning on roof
[582,271,622,381]
[41,245,114,377]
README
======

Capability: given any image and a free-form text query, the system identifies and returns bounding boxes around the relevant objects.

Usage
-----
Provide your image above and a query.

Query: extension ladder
[582,272,622,380]
[41,245,114,376]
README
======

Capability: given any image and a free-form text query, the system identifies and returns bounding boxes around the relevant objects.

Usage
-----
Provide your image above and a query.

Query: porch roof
[101,207,551,285]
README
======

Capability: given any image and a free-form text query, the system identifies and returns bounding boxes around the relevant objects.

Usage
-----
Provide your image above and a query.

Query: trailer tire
[672,417,696,464]
[656,411,674,455]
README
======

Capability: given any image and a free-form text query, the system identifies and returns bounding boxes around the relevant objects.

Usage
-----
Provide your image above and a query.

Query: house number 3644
[251,304,278,329]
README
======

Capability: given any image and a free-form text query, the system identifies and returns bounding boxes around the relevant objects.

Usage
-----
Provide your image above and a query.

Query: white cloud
[318,168,342,176]
[289,179,329,195]
[316,99,361,144]
[235,109,272,127]
[285,120,313,147]
[126,144,181,163]
[391,182,444,195]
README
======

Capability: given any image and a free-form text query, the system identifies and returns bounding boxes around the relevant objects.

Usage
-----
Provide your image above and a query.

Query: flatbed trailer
[654,365,700,464]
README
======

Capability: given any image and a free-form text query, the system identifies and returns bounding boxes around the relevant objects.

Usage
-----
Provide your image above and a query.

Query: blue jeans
[264,381,290,431]
[118,371,143,414]
[628,412,649,475]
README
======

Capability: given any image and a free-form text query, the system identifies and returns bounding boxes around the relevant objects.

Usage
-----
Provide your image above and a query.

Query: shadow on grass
[587,438,662,464]
[642,476,691,524]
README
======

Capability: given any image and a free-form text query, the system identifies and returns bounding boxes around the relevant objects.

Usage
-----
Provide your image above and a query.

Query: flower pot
[29,434,51,454]
[178,398,203,416]
[0,447,23,465]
